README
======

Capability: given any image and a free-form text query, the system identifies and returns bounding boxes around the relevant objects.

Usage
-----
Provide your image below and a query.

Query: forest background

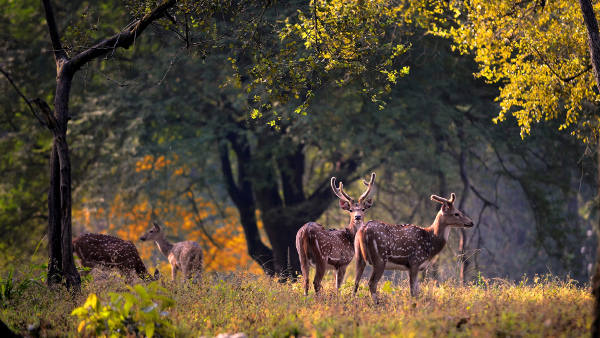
[0,0,598,286]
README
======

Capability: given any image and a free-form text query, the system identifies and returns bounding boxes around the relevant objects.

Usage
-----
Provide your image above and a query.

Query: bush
[71,282,176,337]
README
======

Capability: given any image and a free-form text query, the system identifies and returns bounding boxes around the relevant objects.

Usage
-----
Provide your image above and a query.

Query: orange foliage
[73,155,266,274]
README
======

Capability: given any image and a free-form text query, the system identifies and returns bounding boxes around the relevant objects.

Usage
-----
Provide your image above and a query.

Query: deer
[72,233,160,282]
[139,221,203,283]
[296,173,375,295]
[353,193,473,303]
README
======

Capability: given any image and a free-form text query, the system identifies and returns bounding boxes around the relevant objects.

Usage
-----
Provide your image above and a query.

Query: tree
[0,0,180,289]
[428,0,600,334]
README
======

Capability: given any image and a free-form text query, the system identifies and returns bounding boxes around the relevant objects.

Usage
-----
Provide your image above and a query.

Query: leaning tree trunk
[577,0,600,336]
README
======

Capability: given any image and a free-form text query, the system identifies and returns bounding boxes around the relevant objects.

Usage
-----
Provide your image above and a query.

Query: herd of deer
[72,173,472,303]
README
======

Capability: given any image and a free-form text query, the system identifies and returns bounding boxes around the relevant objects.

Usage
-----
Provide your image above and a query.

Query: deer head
[139,222,164,242]
[431,193,474,228]
[331,173,376,225]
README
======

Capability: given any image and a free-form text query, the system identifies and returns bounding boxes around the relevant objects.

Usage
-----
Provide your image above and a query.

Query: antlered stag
[296,173,375,295]
[139,222,203,283]
[353,193,473,303]
[73,233,159,282]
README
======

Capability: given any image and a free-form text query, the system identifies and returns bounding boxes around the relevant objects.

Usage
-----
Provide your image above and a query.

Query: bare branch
[32,98,58,130]
[0,65,47,128]
[470,184,499,209]
[69,0,178,73]
[41,0,68,63]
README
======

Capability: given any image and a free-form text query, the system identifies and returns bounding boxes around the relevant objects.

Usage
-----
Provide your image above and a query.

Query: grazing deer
[353,193,473,303]
[139,222,203,283]
[73,233,160,282]
[296,173,376,295]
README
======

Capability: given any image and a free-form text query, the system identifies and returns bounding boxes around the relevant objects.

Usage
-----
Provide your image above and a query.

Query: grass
[0,264,593,337]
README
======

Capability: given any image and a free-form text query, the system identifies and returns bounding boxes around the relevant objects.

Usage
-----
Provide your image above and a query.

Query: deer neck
[427,211,452,251]
[346,218,363,239]
[154,233,175,258]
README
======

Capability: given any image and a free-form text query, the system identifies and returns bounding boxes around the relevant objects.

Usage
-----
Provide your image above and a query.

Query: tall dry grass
[0,264,593,337]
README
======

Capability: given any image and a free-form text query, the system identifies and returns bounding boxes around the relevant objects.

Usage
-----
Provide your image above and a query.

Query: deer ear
[442,203,451,213]
[363,198,373,210]
[339,200,351,211]
[152,222,161,229]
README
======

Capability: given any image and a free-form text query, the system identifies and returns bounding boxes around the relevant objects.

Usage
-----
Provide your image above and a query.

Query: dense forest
[4,0,600,336]
[0,0,598,286]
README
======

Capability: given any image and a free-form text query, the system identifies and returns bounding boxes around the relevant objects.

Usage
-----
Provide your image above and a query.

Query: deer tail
[355,229,371,265]
[296,224,310,277]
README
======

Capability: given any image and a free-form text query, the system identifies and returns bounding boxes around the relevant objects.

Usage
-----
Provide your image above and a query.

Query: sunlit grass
[0,264,593,337]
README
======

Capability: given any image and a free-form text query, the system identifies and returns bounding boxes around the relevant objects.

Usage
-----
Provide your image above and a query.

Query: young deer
[353,193,473,303]
[73,233,160,282]
[296,173,375,295]
[139,222,203,283]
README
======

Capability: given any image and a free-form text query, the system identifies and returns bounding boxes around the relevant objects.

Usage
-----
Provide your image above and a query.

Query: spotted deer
[353,193,473,303]
[296,173,375,295]
[73,233,160,282]
[139,222,203,283]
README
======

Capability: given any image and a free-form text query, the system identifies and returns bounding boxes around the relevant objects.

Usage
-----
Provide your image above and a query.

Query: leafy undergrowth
[0,266,593,337]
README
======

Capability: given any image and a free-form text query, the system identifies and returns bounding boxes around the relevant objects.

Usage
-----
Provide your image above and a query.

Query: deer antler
[331,177,354,204]
[430,193,456,205]
[359,173,376,204]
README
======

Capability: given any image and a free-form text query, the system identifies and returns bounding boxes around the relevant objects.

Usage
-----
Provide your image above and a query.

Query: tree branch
[69,0,178,73]
[0,64,47,128]
[32,98,59,130]
[41,0,68,63]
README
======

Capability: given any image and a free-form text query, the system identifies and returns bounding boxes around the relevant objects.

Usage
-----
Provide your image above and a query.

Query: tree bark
[458,146,470,284]
[218,122,360,277]
[47,143,62,286]
[577,0,600,336]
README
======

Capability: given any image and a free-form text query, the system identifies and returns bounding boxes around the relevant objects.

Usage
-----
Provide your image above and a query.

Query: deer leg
[353,256,366,297]
[335,266,347,291]
[170,264,179,282]
[408,264,420,297]
[299,255,311,296]
[313,259,327,294]
[368,259,386,304]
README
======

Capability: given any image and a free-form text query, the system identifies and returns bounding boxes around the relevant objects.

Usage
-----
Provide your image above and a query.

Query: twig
[0,64,47,128]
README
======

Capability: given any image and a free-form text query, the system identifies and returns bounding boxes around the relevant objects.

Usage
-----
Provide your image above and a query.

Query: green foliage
[0,238,46,307]
[432,0,599,141]
[71,282,176,338]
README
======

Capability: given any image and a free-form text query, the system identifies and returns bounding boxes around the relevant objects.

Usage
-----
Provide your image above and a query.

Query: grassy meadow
[0,261,593,337]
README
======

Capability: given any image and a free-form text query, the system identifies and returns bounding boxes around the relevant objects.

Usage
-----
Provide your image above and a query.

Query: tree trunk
[458,127,471,284]
[44,70,80,290]
[47,143,62,286]
[577,1,600,336]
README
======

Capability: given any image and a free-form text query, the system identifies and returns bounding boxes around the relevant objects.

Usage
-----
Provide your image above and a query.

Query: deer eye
[362,209,365,211]
[454,213,459,217]
[150,230,154,233]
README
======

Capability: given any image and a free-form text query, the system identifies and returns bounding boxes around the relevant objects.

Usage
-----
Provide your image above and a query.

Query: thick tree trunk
[577,1,600,336]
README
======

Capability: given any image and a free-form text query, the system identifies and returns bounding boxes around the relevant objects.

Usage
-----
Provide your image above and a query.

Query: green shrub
[71,282,176,337]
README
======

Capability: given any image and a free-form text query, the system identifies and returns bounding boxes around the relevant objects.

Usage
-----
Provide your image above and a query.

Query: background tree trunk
[576,0,600,336]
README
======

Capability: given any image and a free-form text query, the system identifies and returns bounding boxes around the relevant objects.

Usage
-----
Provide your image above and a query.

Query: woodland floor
[0,265,593,337]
